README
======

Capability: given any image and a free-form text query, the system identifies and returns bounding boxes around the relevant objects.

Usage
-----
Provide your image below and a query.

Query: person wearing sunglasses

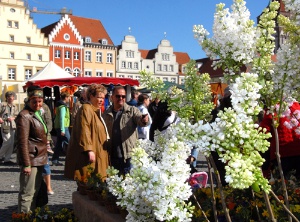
[102,86,149,175]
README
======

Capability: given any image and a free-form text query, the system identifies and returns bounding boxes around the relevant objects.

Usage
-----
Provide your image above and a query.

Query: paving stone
[0,154,77,222]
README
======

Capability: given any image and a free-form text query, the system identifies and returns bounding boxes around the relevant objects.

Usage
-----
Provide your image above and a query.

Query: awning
[24,77,140,89]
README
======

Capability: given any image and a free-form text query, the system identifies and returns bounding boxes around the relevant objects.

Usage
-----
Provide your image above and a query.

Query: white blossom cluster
[283,0,300,25]
[207,73,272,191]
[273,41,300,98]
[106,126,194,222]
[193,0,258,75]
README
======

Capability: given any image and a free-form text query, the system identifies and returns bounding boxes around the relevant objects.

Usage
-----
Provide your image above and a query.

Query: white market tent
[26,61,75,81]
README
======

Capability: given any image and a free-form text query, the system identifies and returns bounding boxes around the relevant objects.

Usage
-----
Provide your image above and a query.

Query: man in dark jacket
[102,86,149,175]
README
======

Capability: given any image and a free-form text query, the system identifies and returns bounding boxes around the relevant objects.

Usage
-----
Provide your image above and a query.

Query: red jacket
[260,102,300,160]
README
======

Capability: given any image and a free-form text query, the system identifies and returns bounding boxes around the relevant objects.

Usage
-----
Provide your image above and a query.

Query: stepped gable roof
[69,15,114,45]
[41,15,113,45]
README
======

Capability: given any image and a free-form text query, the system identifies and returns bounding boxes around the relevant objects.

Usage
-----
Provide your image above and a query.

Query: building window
[74,52,79,60]
[169,65,174,72]
[157,64,161,71]
[73,68,80,77]
[10,52,14,59]
[55,50,61,58]
[102,39,107,45]
[85,37,91,43]
[121,61,126,68]
[64,33,70,41]
[96,71,103,77]
[181,78,185,84]
[163,65,167,71]
[107,53,113,63]
[65,51,70,59]
[8,67,16,80]
[162,53,170,61]
[128,62,132,69]
[106,72,113,77]
[84,71,92,77]
[128,75,133,79]
[85,51,91,62]
[182,66,186,73]
[126,50,134,58]
[25,69,32,80]
[163,77,168,81]
[7,21,12,27]
[119,75,125,78]
[135,75,141,80]
[26,53,31,60]
[96,52,102,62]
[26,37,31,44]
[65,67,71,74]
[38,54,42,61]
[171,78,176,83]
[134,62,138,69]
[9,35,14,42]
[14,21,19,28]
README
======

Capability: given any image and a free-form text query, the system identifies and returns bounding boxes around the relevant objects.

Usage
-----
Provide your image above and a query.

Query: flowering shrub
[107,127,195,222]
[193,0,257,76]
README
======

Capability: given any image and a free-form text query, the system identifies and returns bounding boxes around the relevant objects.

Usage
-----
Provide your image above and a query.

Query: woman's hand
[88,151,95,163]
[23,167,31,176]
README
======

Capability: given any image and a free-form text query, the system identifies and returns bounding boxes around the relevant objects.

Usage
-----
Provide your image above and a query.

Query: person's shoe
[47,191,54,195]
[3,161,16,165]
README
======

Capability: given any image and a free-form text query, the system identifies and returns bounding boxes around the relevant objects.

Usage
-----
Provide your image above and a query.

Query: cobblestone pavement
[0,153,77,222]
[0,151,210,222]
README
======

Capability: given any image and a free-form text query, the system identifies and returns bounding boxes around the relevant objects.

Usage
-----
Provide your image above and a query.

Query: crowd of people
[2,83,300,214]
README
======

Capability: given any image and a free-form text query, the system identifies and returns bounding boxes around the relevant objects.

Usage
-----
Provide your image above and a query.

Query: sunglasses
[115,95,126,99]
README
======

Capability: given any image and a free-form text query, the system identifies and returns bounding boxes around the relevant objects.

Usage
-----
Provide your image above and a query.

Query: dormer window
[102,39,108,45]
[85,37,91,43]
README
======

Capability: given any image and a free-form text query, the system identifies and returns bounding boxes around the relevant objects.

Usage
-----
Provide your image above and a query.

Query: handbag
[2,125,10,134]
[36,179,48,207]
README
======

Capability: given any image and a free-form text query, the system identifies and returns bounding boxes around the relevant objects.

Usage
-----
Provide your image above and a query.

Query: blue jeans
[43,157,51,176]
[52,128,70,163]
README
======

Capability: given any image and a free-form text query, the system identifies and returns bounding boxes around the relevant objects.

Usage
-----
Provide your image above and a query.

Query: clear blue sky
[27,0,270,60]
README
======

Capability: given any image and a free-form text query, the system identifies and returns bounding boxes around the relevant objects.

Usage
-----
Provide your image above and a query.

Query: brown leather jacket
[16,107,48,167]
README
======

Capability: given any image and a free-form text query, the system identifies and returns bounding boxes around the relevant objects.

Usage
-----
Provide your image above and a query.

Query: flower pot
[77,183,87,195]
[96,192,105,206]
[105,201,120,214]
[86,189,98,201]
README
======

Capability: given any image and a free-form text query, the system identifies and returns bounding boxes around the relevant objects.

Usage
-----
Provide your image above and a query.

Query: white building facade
[116,35,189,84]
[0,0,49,96]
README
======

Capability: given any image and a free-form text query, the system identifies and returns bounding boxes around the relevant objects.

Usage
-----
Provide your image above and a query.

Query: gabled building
[41,15,117,77]
[116,35,190,84]
[0,0,48,91]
